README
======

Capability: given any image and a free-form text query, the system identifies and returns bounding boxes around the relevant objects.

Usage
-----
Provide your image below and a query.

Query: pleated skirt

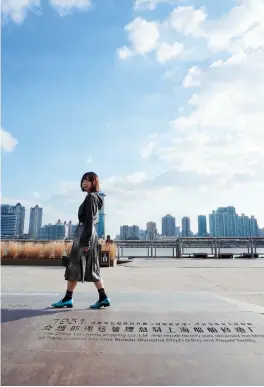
[64,223,101,283]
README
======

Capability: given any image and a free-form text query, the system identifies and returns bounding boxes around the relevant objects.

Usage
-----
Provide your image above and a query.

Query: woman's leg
[92,279,109,304]
[94,279,104,290]
[61,280,77,302]
[51,281,77,308]
[67,280,78,292]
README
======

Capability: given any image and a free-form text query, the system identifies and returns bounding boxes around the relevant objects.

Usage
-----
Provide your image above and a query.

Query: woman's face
[82,178,92,192]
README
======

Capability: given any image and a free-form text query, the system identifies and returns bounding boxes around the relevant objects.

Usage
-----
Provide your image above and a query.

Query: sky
[1,0,264,236]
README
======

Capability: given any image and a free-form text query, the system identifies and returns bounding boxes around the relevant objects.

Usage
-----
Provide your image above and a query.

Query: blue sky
[2,0,264,235]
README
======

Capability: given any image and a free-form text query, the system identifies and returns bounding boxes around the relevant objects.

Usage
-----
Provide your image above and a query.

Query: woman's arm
[80,194,94,247]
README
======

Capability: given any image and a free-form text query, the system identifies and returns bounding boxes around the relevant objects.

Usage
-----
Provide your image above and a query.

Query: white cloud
[204,0,264,53]
[117,45,133,60]
[127,17,160,54]
[114,0,264,233]
[141,141,156,158]
[117,17,160,58]
[183,66,202,87]
[33,192,40,199]
[1,0,40,23]
[0,128,18,152]
[169,6,207,36]
[126,172,147,184]
[49,0,92,16]
[134,0,181,11]
[1,0,93,23]
[159,47,264,179]
[156,41,183,63]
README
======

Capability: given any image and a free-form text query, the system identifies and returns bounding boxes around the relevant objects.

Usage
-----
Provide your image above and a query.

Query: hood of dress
[93,192,103,211]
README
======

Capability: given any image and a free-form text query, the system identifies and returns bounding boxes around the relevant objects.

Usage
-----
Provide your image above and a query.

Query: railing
[115,237,264,259]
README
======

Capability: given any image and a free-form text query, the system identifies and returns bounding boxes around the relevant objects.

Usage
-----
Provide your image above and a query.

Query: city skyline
[1,200,264,239]
[2,0,264,236]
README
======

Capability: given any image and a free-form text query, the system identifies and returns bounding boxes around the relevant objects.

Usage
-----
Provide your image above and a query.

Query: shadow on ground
[1,308,72,323]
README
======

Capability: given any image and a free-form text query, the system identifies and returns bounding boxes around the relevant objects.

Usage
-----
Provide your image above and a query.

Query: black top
[78,193,103,246]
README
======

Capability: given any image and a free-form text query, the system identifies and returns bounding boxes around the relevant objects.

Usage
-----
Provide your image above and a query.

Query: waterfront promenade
[1,259,264,385]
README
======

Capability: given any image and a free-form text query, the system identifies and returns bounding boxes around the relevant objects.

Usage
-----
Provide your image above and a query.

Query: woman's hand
[83,245,90,253]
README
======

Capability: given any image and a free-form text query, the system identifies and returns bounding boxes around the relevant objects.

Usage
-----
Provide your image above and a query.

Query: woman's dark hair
[80,172,100,192]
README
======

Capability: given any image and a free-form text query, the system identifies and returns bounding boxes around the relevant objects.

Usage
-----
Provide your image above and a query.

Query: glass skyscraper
[198,215,207,236]
[146,221,157,240]
[162,214,176,237]
[28,205,43,239]
[95,192,106,238]
[120,225,140,240]
[1,203,25,237]
[182,217,191,237]
[39,220,66,240]
[209,207,259,237]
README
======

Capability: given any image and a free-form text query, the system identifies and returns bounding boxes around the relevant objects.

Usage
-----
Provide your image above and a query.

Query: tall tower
[1,204,17,237]
[28,205,43,239]
[1,203,25,237]
[95,192,106,238]
[182,217,191,237]
[146,221,157,240]
[13,203,25,237]
[198,215,207,237]
[162,214,176,237]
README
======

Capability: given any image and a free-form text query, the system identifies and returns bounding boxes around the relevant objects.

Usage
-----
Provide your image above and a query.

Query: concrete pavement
[1,259,264,385]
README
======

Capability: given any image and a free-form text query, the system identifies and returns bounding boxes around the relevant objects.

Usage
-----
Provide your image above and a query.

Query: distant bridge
[115,237,264,259]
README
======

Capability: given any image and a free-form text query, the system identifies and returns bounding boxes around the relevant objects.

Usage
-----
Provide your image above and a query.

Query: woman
[52,172,110,309]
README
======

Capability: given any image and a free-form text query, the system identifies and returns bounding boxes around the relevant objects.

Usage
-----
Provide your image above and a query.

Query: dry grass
[25,243,42,258]
[17,243,29,259]
[41,243,54,259]
[4,242,19,258]
[1,242,8,258]
[53,241,69,258]
[1,240,115,259]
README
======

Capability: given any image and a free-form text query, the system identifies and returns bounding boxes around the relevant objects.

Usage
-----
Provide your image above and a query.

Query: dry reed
[1,240,115,260]
[53,242,66,259]
[0,242,8,258]
[5,242,19,258]
[17,243,29,259]
[41,243,54,259]
[26,243,42,258]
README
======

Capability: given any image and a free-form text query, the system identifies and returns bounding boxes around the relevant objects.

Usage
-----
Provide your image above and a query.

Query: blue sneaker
[51,299,73,308]
[90,297,111,309]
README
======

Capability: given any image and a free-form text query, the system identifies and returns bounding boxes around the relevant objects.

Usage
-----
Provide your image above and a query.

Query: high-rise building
[209,207,236,237]
[39,221,65,240]
[1,203,25,237]
[67,220,78,239]
[209,207,259,237]
[13,203,25,236]
[182,217,191,237]
[259,228,264,237]
[139,229,146,240]
[28,205,43,239]
[198,215,207,237]
[236,213,251,237]
[120,225,129,240]
[95,192,106,238]
[249,216,259,237]
[209,211,216,237]
[1,205,17,237]
[146,221,157,240]
[175,226,181,236]
[162,214,176,237]
[120,225,140,240]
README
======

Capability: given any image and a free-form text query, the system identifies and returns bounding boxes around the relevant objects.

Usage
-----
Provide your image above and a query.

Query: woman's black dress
[65,192,103,283]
